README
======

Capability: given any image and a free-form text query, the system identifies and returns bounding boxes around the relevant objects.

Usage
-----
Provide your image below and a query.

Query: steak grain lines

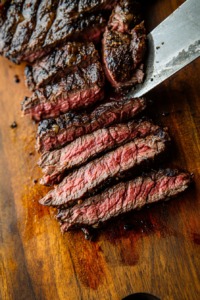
[39,129,170,207]
[57,169,192,232]
[39,120,165,186]
[36,96,147,154]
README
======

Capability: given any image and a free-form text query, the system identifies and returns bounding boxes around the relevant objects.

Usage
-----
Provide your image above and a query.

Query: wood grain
[0,1,200,299]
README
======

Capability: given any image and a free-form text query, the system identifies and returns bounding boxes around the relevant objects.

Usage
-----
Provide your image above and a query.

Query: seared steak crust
[25,42,99,91]
[0,0,116,63]
[22,62,105,121]
[103,29,133,83]
[39,131,170,207]
[0,0,24,55]
[57,169,192,232]
[131,22,147,69]
[36,96,147,154]
[102,0,146,88]
[39,120,165,186]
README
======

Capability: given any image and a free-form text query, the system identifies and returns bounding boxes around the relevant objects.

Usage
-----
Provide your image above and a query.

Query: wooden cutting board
[0,1,200,299]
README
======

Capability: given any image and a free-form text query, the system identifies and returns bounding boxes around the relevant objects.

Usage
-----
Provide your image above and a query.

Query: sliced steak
[39,132,170,207]
[57,169,192,232]
[25,41,99,91]
[36,96,147,154]
[102,0,146,88]
[21,62,105,121]
[39,120,167,186]
[0,0,116,63]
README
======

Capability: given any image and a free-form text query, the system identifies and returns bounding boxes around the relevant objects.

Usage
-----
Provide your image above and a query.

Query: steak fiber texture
[21,62,105,121]
[102,0,146,88]
[39,129,170,207]
[57,169,192,232]
[0,0,117,63]
[36,96,147,154]
[39,120,166,186]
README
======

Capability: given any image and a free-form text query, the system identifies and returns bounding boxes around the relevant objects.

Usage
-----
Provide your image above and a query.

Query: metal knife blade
[130,0,200,98]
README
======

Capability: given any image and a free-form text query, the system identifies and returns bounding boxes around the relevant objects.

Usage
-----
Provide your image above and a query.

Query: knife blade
[130,0,200,98]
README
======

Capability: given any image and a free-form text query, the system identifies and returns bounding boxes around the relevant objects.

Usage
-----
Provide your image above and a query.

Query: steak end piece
[21,62,105,121]
[39,129,171,207]
[102,0,146,88]
[102,22,146,88]
[57,169,192,232]
[36,96,148,154]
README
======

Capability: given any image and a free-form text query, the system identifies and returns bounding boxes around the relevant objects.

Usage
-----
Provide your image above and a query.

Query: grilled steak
[0,0,116,64]
[21,62,105,121]
[57,169,192,232]
[36,96,147,154]
[102,0,146,88]
[39,120,166,186]
[39,131,170,207]
[25,42,99,91]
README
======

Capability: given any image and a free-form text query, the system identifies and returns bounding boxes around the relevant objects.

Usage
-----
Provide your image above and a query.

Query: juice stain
[20,183,53,241]
[99,202,181,267]
[20,126,200,290]
[63,231,105,290]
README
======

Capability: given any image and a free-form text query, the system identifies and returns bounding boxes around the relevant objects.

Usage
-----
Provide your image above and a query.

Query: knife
[130,0,200,98]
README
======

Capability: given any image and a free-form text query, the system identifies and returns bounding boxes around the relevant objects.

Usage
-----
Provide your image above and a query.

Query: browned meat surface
[108,0,141,33]
[43,0,117,48]
[102,0,146,88]
[22,62,105,121]
[36,96,147,154]
[0,0,24,55]
[57,169,192,232]
[131,22,147,69]
[0,0,116,63]
[25,41,99,91]
[39,120,166,186]
[39,131,170,207]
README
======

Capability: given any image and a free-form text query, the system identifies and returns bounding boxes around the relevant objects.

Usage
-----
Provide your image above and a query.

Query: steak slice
[0,0,116,63]
[36,96,147,154]
[39,120,167,186]
[25,41,99,91]
[57,169,192,232]
[6,0,41,61]
[102,0,146,88]
[21,0,59,64]
[0,0,24,55]
[39,132,170,208]
[21,62,105,121]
